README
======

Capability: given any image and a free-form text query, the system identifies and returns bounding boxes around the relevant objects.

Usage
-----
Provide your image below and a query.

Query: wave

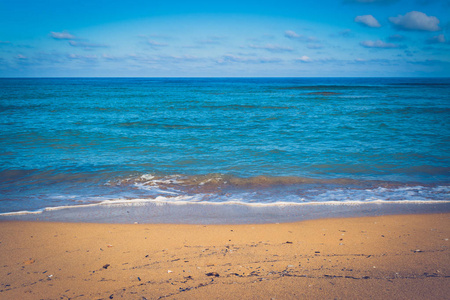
[106,173,437,190]
[1,196,449,217]
[0,172,449,217]
[1,171,448,216]
[104,173,450,203]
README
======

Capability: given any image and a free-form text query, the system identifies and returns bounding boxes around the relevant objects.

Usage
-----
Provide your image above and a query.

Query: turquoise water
[0,78,449,215]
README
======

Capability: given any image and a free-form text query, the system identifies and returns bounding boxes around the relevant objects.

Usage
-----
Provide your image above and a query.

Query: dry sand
[0,213,449,299]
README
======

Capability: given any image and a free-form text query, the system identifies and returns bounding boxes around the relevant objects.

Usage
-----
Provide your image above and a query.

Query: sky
[0,0,449,77]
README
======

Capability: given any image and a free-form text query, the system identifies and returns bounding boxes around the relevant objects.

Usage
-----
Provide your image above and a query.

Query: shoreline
[1,213,449,299]
[0,200,449,224]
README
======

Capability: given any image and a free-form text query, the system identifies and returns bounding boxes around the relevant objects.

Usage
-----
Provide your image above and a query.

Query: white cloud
[50,31,77,40]
[217,54,248,64]
[147,40,168,47]
[102,54,124,62]
[248,44,293,53]
[258,57,282,63]
[216,54,282,65]
[69,41,108,48]
[284,30,318,44]
[67,54,98,62]
[162,55,201,62]
[389,11,441,31]
[426,34,446,44]
[360,40,399,48]
[355,15,381,28]
[296,56,312,62]
[285,30,303,39]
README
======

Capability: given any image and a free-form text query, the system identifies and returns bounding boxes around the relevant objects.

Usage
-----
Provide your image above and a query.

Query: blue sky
[1,0,449,77]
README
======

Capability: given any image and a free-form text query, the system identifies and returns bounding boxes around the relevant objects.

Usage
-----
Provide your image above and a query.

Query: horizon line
[1,76,450,79]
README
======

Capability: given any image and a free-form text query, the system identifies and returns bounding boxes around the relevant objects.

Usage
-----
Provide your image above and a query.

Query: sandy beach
[0,213,449,299]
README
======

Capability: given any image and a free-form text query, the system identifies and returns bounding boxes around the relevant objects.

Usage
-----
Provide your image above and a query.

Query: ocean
[0,77,449,222]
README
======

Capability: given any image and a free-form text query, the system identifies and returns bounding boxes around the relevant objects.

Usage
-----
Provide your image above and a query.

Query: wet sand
[0,213,449,299]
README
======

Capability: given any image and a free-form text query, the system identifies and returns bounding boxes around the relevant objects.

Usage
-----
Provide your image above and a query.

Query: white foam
[133,183,179,195]
[140,174,155,181]
[1,184,448,217]
[0,209,45,216]
[1,197,449,217]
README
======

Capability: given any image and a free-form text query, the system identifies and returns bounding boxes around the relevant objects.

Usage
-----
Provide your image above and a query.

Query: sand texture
[0,213,449,299]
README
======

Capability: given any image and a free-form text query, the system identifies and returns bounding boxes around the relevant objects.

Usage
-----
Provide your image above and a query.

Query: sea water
[0,78,449,220]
